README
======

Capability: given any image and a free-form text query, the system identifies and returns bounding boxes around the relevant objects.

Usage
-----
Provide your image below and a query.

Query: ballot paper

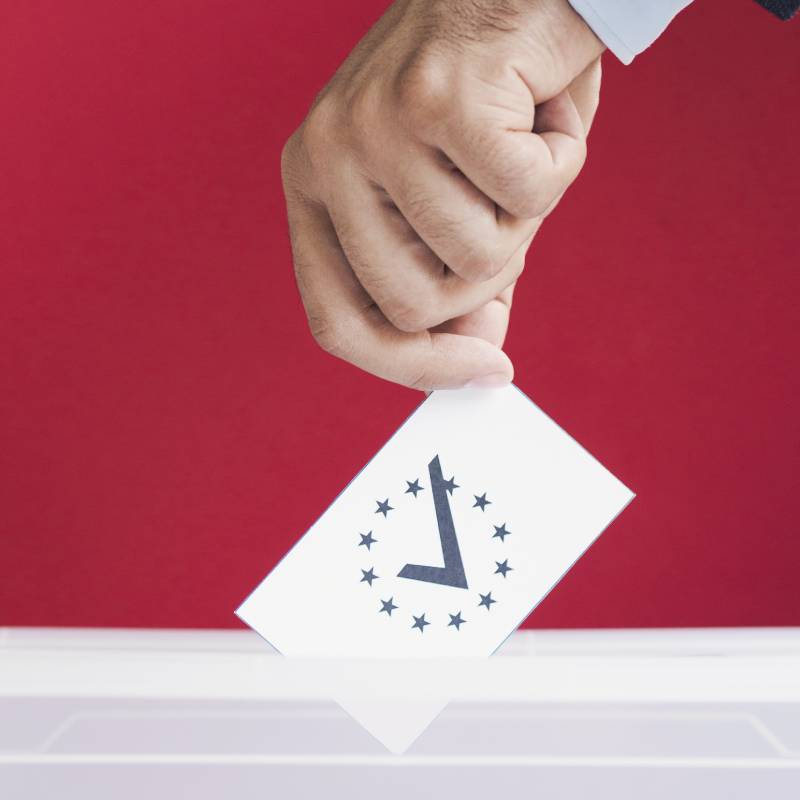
[237,385,634,751]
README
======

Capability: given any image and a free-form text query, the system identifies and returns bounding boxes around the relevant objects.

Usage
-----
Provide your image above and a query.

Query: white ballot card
[237,385,634,751]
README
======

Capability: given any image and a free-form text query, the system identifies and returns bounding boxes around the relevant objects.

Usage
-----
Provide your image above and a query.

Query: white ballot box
[2,626,799,798]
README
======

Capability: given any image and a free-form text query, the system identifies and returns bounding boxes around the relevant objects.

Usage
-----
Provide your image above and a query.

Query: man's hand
[282,0,603,390]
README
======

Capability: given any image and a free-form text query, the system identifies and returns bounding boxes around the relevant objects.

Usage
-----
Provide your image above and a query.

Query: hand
[282,0,603,390]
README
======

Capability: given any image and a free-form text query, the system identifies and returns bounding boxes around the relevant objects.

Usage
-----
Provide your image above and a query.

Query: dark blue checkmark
[397,455,468,589]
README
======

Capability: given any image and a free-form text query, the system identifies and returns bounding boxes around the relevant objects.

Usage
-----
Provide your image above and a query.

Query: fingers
[286,190,513,391]
[374,141,536,283]
[325,165,534,331]
[324,169,443,332]
[438,85,587,222]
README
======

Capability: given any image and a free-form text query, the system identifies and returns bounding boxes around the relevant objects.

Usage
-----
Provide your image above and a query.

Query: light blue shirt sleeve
[567,0,695,64]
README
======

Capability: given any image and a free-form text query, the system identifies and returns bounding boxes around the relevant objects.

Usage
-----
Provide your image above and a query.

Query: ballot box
[2,626,799,798]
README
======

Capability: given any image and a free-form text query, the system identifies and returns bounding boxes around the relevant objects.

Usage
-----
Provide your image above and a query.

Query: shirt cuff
[567,0,695,64]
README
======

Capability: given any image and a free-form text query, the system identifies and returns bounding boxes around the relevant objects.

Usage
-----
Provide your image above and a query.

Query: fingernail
[463,372,511,389]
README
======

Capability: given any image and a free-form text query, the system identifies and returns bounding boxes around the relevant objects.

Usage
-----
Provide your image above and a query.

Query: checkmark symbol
[397,455,468,590]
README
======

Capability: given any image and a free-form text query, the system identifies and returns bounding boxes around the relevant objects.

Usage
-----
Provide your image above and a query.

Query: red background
[1,1,798,629]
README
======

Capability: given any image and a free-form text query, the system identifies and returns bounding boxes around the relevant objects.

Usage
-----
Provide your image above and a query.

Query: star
[411,613,430,633]
[478,591,496,610]
[358,531,377,550]
[405,479,424,498]
[442,476,459,495]
[360,567,378,586]
[379,597,398,616]
[473,493,491,511]
[448,612,466,631]
[495,559,513,578]
[492,523,511,542]
[375,498,393,517]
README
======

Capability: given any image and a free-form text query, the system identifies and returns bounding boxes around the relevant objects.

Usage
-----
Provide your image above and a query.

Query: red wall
[1,1,798,629]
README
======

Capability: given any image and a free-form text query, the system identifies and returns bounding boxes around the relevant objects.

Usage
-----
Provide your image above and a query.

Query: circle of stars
[358,471,514,633]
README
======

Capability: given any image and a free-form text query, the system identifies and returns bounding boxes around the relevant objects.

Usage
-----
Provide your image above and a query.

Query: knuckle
[280,132,304,189]
[308,312,350,359]
[298,96,337,169]
[395,53,451,130]
[348,86,380,144]
[280,135,296,173]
